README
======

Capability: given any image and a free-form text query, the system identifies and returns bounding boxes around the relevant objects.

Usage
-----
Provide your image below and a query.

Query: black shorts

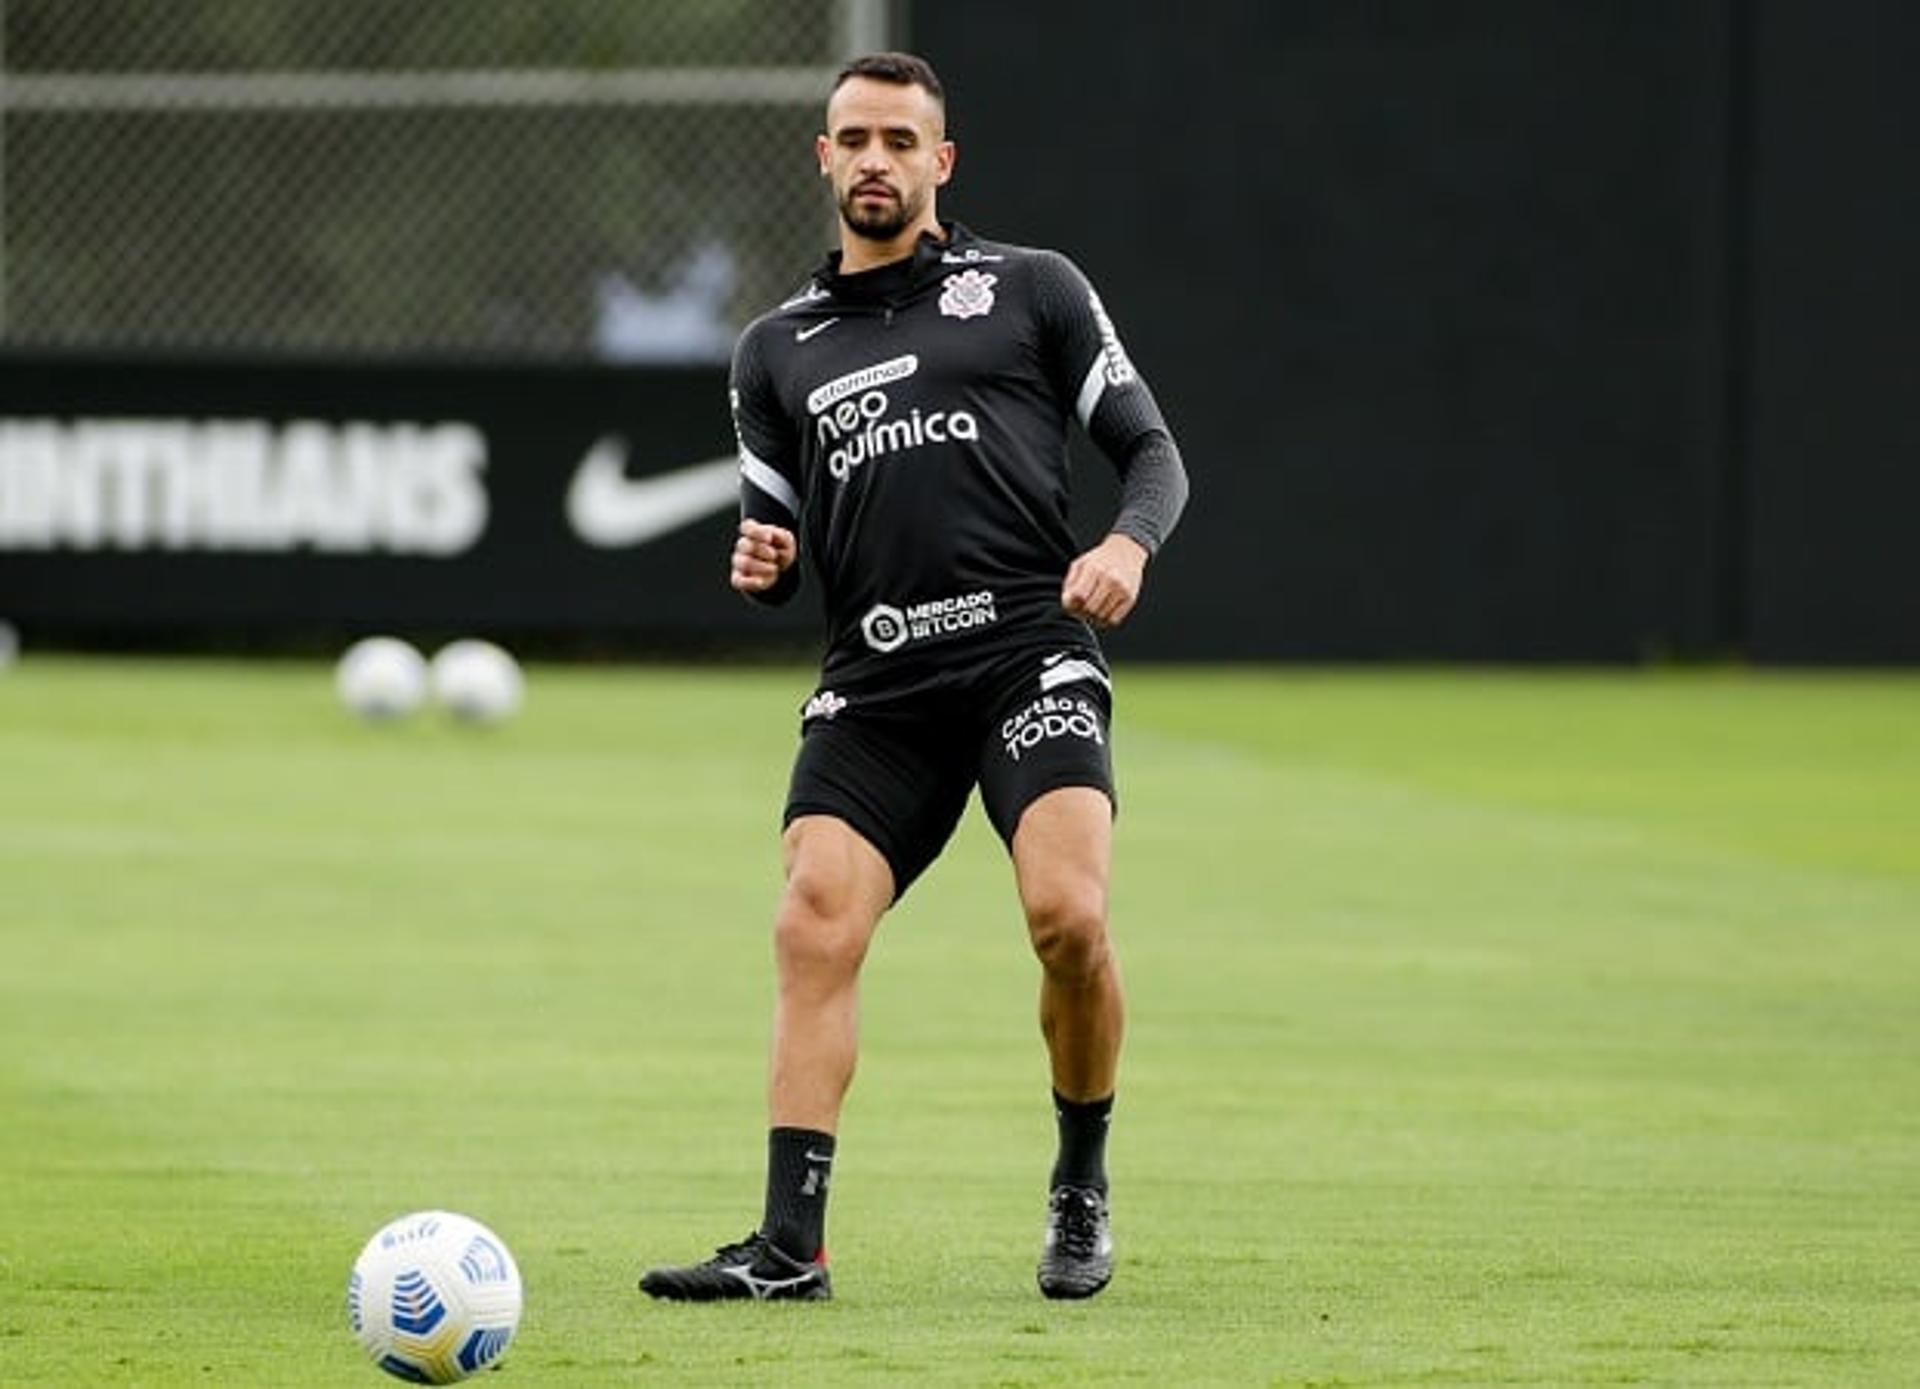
[783,645,1116,899]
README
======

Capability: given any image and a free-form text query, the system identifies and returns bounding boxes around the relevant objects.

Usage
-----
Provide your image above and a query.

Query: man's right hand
[730,519,798,593]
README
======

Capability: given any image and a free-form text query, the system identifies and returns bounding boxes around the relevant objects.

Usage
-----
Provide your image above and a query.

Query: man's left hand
[1061,533,1150,629]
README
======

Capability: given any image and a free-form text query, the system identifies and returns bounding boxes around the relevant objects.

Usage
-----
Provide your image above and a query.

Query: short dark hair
[832,51,945,107]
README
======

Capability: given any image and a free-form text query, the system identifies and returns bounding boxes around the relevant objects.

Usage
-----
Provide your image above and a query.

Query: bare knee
[775,863,872,985]
[1025,879,1112,986]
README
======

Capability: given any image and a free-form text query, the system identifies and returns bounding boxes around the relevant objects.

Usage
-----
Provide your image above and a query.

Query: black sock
[1050,1091,1113,1192]
[761,1127,834,1262]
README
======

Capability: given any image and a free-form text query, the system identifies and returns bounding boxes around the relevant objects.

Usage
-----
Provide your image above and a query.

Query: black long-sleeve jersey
[731,221,1188,690]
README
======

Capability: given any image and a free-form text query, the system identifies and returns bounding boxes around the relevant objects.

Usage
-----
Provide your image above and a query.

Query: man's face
[818,77,954,242]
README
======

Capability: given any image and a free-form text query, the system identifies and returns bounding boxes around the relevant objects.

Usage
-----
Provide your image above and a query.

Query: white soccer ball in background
[336,637,430,721]
[430,640,524,724]
[347,1210,523,1384]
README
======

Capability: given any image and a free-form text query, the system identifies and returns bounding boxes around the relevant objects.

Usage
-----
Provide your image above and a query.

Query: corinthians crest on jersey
[939,269,997,319]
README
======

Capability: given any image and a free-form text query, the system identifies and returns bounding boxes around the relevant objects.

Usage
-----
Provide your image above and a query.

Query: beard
[838,181,924,241]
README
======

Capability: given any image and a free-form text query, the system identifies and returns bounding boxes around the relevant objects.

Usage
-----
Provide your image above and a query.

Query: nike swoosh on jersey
[565,437,738,548]
[794,318,840,342]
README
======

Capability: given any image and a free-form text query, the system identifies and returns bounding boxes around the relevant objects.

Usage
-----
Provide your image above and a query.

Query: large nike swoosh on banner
[566,437,738,548]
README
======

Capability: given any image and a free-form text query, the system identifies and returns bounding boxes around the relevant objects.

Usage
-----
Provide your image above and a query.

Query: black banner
[0,355,819,647]
[1742,0,1920,662]
[914,0,1732,663]
[8,0,1918,662]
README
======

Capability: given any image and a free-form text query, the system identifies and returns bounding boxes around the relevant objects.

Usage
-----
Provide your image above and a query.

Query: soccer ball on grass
[347,1210,523,1384]
[429,640,524,724]
[336,637,429,721]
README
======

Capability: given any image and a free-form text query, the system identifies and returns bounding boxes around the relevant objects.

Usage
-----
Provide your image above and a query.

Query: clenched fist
[1062,532,1149,629]
[731,519,798,593]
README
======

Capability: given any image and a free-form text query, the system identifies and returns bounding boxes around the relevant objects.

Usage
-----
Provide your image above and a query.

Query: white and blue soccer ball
[336,637,430,721]
[347,1210,523,1384]
[429,640,524,725]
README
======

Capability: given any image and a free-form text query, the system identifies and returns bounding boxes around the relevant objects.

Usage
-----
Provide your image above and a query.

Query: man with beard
[640,52,1188,1304]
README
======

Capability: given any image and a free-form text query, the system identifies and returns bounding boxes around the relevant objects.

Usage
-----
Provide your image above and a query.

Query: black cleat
[1037,1185,1113,1300]
[639,1232,831,1302]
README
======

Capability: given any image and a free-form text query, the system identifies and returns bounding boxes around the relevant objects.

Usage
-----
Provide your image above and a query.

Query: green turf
[1,657,1916,1385]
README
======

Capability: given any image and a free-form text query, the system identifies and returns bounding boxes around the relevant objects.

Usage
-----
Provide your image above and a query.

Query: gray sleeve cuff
[1109,430,1189,556]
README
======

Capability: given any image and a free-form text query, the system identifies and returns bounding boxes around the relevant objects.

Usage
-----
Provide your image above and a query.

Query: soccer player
[640,51,1188,1303]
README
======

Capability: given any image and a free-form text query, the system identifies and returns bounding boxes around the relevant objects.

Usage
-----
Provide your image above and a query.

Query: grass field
[2,656,1916,1386]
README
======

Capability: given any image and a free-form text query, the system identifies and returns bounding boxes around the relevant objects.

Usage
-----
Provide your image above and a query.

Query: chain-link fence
[0,0,890,360]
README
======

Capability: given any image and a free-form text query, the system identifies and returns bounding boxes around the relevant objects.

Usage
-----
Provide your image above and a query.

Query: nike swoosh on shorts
[566,436,739,548]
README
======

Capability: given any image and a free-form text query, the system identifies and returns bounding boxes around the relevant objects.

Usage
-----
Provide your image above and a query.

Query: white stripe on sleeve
[1075,354,1108,429]
[739,448,800,516]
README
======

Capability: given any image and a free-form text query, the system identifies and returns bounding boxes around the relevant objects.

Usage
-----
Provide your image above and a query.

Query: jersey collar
[812,221,978,303]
